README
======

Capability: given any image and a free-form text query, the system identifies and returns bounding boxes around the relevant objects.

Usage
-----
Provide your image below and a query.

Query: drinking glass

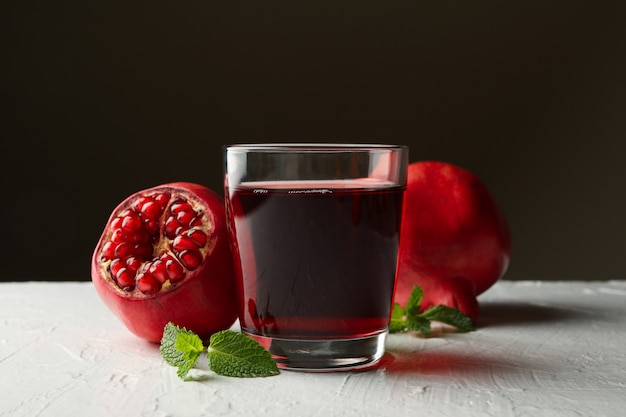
[223,143,408,371]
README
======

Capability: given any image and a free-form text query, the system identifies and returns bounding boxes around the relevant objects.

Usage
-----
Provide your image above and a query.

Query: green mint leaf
[405,285,423,317]
[207,330,279,378]
[406,314,433,336]
[389,286,424,333]
[420,305,475,332]
[175,332,204,380]
[388,303,407,333]
[160,322,189,367]
[160,322,205,380]
[388,286,475,336]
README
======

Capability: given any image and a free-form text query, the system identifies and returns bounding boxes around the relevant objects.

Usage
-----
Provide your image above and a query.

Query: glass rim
[224,143,407,152]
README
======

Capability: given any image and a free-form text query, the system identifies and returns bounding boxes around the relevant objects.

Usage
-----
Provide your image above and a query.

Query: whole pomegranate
[394,161,511,323]
[91,182,238,342]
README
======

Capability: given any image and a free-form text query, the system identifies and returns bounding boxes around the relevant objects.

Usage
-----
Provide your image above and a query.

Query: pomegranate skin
[91,182,238,343]
[394,162,511,323]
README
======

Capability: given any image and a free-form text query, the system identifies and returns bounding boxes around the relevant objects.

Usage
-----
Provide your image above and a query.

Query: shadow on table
[476,301,588,328]
[378,349,482,375]
[376,301,587,377]
[377,348,543,380]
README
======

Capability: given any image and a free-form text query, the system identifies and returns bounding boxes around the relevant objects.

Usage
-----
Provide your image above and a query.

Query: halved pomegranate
[91,182,238,343]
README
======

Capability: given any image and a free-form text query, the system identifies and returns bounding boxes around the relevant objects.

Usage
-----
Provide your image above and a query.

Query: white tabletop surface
[1,280,625,417]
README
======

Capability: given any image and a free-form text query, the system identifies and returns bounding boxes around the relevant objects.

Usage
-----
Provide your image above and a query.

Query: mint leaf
[207,330,279,378]
[388,286,474,335]
[405,314,433,336]
[175,331,204,379]
[159,322,205,380]
[160,322,193,367]
[388,303,406,333]
[405,285,423,317]
[421,305,475,332]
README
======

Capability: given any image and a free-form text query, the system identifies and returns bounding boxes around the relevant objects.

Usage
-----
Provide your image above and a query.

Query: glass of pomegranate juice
[223,143,408,371]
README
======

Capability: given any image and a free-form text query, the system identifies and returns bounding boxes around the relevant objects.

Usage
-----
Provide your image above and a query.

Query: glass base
[244,331,387,372]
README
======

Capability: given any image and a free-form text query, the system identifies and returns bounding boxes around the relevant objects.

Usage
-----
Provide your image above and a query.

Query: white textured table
[1,280,625,417]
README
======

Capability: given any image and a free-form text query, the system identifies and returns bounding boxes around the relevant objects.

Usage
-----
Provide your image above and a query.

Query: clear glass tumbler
[223,143,408,371]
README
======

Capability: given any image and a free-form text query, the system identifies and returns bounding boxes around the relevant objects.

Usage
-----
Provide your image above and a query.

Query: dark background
[2,1,625,282]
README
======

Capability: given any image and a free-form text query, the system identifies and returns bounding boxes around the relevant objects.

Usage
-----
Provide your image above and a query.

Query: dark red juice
[228,180,405,339]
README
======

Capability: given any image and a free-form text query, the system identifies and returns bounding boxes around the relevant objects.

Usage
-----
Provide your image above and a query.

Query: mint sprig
[159,323,279,380]
[389,285,475,335]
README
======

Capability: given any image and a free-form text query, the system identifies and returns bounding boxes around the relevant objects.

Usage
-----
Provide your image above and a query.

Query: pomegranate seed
[134,243,153,258]
[121,213,142,232]
[140,260,153,273]
[149,260,169,284]
[114,242,132,259]
[136,273,161,294]
[133,197,152,212]
[172,235,197,252]
[144,219,159,235]
[189,216,203,227]
[166,258,186,282]
[170,200,193,214]
[177,249,202,270]
[118,209,133,218]
[159,253,175,262]
[126,256,142,272]
[101,241,116,260]
[141,201,162,219]
[128,229,149,244]
[111,217,123,230]
[109,258,125,278]
[153,192,170,208]
[116,268,136,289]
[164,216,179,239]
[176,210,195,227]
[111,228,128,243]
[186,229,207,247]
